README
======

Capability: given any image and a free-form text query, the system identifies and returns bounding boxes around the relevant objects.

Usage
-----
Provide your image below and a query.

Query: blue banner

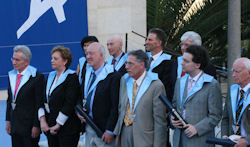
[0,0,88,89]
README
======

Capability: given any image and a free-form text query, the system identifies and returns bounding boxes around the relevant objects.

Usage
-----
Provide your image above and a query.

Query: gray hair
[13,45,32,60]
[181,31,202,46]
[99,44,106,61]
[128,50,149,68]
[234,57,250,70]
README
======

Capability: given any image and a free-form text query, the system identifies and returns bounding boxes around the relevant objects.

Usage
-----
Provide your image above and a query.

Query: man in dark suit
[6,45,45,147]
[221,57,250,147]
[77,42,120,147]
[107,35,127,76]
[173,31,217,80]
[145,28,173,147]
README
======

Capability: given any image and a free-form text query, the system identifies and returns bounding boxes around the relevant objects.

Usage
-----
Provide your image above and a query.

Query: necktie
[111,59,116,65]
[84,72,96,112]
[124,81,137,126]
[14,74,23,99]
[187,78,194,94]
[181,71,185,77]
[235,89,245,135]
[147,57,153,70]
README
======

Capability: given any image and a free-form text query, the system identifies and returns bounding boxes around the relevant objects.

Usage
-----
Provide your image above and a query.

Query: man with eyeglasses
[6,45,45,147]
[173,31,217,79]
[221,57,250,147]
[114,50,167,147]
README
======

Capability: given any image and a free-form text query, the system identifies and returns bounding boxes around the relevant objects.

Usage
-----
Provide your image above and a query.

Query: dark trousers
[46,132,80,147]
[11,133,40,147]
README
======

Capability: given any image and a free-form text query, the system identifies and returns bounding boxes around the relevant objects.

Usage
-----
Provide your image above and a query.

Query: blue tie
[84,72,96,112]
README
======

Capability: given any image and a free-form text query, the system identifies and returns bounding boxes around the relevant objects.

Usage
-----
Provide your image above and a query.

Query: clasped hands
[40,116,61,135]
[171,116,198,138]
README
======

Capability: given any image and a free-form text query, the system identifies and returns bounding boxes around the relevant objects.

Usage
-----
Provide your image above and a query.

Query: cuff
[38,108,45,120]
[105,130,114,136]
[56,112,69,126]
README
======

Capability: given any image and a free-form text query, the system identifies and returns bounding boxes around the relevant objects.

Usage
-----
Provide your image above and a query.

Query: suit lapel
[8,65,37,101]
[78,57,86,84]
[182,73,213,107]
[85,64,114,97]
[125,72,159,112]
[115,53,127,71]
[147,52,171,72]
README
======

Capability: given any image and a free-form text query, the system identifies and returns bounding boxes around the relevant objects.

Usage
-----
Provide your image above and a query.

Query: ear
[195,63,201,69]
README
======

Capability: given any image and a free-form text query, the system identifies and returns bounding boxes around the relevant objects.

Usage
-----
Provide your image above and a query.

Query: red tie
[112,59,116,65]
[181,71,185,77]
[14,74,23,98]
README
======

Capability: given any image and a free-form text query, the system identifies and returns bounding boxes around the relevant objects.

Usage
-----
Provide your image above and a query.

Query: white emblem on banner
[17,0,67,39]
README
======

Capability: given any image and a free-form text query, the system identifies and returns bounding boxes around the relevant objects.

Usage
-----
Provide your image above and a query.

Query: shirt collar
[189,70,202,82]
[134,71,146,87]
[18,65,29,75]
[93,63,105,76]
[241,83,250,93]
[114,51,123,61]
[151,51,163,61]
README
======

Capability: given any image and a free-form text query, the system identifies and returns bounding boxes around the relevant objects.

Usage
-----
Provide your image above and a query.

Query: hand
[102,132,114,144]
[50,123,61,135]
[40,116,50,132]
[171,116,183,129]
[234,138,247,147]
[77,113,86,123]
[184,124,197,138]
[6,122,11,135]
[31,127,40,138]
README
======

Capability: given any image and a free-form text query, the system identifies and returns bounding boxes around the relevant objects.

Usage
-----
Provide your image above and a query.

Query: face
[180,39,193,54]
[125,55,145,80]
[12,51,29,73]
[145,33,161,51]
[232,61,250,87]
[181,52,200,75]
[83,42,93,54]
[86,44,103,70]
[51,51,67,71]
[107,38,122,57]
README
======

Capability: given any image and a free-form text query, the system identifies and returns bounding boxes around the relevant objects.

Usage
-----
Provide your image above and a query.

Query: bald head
[107,35,123,58]
[232,57,250,88]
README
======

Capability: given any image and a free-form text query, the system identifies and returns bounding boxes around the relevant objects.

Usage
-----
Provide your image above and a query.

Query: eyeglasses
[180,43,191,47]
[11,57,22,62]
[125,61,135,66]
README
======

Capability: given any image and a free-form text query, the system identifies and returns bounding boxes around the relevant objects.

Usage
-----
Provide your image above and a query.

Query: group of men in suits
[5,28,250,147]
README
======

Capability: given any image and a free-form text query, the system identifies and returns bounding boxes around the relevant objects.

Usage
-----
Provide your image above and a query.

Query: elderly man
[77,42,121,147]
[221,57,250,147]
[114,50,167,147]
[107,35,127,76]
[174,31,216,79]
[171,45,222,147]
[6,45,45,147]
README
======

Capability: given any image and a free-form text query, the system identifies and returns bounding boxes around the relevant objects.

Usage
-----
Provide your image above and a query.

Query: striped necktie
[235,89,245,135]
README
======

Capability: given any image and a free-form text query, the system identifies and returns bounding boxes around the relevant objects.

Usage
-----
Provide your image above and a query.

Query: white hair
[181,31,202,46]
[13,45,32,60]
[234,57,250,70]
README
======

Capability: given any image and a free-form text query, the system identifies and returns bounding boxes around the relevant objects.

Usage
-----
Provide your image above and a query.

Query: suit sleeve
[153,81,167,147]
[6,81,12,122]
[33,73,45,128]
[105,72,121,131]
[221,93,230,137]
[194,81,222,136]
[59,74,80,122]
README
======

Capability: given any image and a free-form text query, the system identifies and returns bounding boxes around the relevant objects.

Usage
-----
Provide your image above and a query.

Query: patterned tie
[235,89,245,135]
[147,57,153,70]
[14,74,23,98]
[124,81,137,126]
[112,59,116,66]
[84,72,96,112]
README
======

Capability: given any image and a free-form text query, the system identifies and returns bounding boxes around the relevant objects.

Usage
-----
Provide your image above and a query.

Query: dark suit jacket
[6,72,45,136]
[79,71,121,132]
[44,73,81,135]
[117,64,127,76]
[152,60,175,101]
